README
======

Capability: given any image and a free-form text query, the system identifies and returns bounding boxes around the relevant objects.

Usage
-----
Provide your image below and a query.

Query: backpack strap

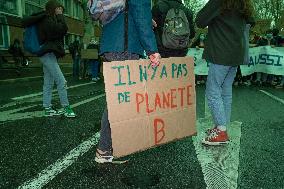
[124,0,128,52]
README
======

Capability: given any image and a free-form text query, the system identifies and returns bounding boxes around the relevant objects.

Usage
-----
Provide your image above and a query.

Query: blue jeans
[40,53,69,108]
[90,60,100,78]
[206,63,237,127]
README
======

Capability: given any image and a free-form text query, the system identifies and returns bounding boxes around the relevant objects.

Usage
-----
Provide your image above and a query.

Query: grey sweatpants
[39,53,69,108]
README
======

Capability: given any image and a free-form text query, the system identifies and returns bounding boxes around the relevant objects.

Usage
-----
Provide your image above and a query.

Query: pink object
[149,53,161,68]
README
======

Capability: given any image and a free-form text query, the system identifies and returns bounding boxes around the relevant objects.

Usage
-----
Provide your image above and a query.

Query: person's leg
[270,74,277,86]
[97,60,101,77]
[94,60,99,78]
[256,72,261,81]
[204,63,236,145]
[221,67,238,126]
[40,54,65,117]
[42,53,69,107]
[275,75,284,89]
[79,59,87,79]
[97,108,112,151]
[79,59,84,79]
[90,60,96,79]
[96,52,140,162]
[76,56,81,77]
[72,57,76,77]
[262,73,268,83]
[206,63,230,127]
[255,72,262,86]
[14,57,21,75]
[40,57,55,108]
[41,53,75,117]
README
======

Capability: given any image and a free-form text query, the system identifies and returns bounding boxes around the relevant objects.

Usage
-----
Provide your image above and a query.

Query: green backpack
[162,6,191,49]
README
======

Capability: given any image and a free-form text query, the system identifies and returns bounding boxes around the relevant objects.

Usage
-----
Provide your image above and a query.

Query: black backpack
[158,1,191,49]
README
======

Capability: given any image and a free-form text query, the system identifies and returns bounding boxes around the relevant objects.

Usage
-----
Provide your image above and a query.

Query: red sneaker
[202,128,229,145]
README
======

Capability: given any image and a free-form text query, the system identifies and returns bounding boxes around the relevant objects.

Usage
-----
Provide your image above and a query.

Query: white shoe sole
[95,157,113,164]
[44,113,62,117]
[202,139,229,146]
[64,114,76,118]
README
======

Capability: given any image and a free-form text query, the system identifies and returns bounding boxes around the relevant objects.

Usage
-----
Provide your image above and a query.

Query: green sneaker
[44,107,62,117]
[63,106,76,118]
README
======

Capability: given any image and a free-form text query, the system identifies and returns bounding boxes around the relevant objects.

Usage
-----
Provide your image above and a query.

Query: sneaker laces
[207,129,221,140]
[206,127,218,134]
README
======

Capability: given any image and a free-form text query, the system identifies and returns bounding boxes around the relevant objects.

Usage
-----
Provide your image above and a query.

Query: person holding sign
[196,0,254,145]
[95,0,161,163]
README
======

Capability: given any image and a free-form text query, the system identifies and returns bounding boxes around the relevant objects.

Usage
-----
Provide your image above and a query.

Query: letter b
[154,118,166,145]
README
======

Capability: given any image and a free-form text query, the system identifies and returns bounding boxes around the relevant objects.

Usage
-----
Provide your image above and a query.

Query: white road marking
[12,82,96,100]
[192,96,242,189]
[0,97,43,110]
[18,132,100,189]
[0,94,105,122]
[259,90,284,105]
[193,119,242,189]
[1,76,43,83]
[0,73,72,83]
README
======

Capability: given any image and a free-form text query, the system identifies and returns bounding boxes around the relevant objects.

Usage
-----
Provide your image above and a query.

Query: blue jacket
[100,0,158,56]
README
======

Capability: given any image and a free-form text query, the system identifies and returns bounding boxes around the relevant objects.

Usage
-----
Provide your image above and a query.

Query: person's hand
[152,19,157,29]
[55,7,63,15]
[149,53,161,68]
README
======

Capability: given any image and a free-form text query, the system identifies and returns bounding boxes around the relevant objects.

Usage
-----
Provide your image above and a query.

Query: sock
[217,125,227,131]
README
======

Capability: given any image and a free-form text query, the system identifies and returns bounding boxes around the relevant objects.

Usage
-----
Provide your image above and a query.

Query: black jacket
[152,0,195,57]
[23,11,68,58]
[196,0,254,66]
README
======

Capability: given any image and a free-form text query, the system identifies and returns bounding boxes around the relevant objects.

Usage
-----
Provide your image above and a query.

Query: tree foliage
[183,0,206,17]
[252,0,284,28]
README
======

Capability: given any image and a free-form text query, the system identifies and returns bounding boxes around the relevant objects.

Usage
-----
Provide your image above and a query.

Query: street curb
[0,73,73,84]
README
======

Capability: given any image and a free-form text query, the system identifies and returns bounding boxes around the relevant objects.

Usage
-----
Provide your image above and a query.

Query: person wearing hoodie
[196,0,254,145]
[22,0,76,118]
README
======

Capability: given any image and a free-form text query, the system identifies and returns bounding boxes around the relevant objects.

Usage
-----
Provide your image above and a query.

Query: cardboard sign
[103,57,196,157]
[81,49,98,59]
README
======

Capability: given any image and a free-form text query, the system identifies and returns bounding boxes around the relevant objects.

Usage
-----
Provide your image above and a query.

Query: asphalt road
[0,76,283,189]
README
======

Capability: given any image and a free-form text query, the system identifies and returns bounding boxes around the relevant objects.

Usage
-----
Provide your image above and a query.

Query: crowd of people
[69,37,102,82]
[191,28,284,89]
[14,0,283,164]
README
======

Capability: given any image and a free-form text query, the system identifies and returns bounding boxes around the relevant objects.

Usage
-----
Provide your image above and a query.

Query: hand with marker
[149,53,161,68]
